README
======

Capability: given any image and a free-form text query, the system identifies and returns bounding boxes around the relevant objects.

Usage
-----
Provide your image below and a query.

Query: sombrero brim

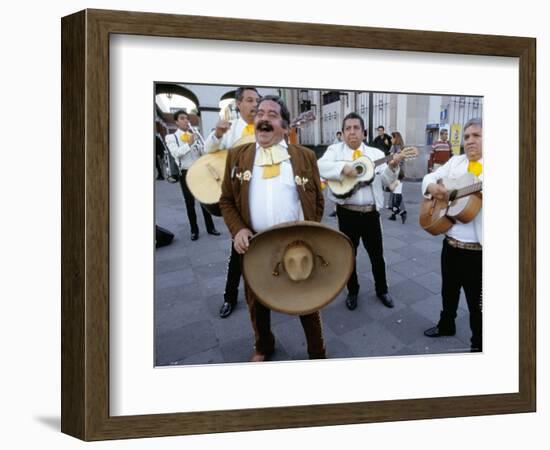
[242,221,354,315]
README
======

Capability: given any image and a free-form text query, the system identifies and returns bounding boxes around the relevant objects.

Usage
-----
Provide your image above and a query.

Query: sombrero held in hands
[242,221,354,315]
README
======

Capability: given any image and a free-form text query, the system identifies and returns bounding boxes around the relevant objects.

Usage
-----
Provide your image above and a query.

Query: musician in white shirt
[203,87,260,154]
[422,118,483,352]
[203,87,261,318]
[165,109,220,241]
[318,112,403,311]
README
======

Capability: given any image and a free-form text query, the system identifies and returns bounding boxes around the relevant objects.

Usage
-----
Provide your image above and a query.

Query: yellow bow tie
[256,145,290,179]
[180,132,191,143]
[468,160,483,177]
[352,149,362,160]
[241,123,255,137]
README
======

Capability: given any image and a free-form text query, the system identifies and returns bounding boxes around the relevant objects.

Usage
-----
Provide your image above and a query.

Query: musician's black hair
[236,87,260,102]
[342,112,365,132]
[464,117,482,131]
[173,109,189,121]
[257,95,291,129]
[377,125,385,131]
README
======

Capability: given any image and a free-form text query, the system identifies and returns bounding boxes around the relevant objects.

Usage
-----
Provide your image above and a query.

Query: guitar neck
[373,154,394,167]
[373,147,416,167]
[453,182,483,199]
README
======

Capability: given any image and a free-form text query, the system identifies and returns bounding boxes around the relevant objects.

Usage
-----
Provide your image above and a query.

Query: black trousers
[438,239,483,351]
[223,244,242,305]
[391,193,406,213]
[336,206,388,296]
[178,169,215,234]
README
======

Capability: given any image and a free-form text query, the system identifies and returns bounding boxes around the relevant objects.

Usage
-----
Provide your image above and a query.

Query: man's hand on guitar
[389,153,404,168]
[342,164,358,177]
[427,183,448,201]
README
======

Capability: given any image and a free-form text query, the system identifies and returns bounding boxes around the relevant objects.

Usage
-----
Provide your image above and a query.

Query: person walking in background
[429,128,452,172]
[388,131,407,224]
[372,125,392,155]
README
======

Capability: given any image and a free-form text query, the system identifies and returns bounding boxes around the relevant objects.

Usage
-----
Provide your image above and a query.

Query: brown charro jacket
[219,143,324,237]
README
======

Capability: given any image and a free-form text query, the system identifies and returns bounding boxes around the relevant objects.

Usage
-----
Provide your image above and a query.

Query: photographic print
[61,10,534,440]
[153,83,484,367]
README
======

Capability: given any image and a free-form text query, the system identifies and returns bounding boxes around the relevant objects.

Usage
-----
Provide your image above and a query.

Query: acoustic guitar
[327,146,418,199]
[186,134,255,216]
[419,172,482,236]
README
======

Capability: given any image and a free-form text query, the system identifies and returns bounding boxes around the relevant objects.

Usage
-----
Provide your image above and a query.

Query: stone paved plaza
[154,178,474,366]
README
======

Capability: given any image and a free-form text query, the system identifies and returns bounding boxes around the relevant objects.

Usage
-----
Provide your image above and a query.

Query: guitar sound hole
[355,165,364,175]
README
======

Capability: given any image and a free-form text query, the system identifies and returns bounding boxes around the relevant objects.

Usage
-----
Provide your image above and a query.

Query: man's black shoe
[345,293,358,310]
[423,326,456,338]
[219,302,234,318]
[207,228,221,236]
[191,232,199,241]
[377,293,394,308]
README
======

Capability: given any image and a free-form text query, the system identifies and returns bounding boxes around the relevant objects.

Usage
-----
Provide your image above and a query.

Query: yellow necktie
[468,161,483,177]
[180,132,191,143]
[263,164,280,178]
[352,149,362,160]
[241,123,255,137]
[256,145,290,179]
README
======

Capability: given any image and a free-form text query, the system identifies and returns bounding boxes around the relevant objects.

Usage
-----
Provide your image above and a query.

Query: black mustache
[256,121,274,132]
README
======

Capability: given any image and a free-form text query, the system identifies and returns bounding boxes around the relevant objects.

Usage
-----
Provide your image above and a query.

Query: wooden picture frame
[61,9,536,441]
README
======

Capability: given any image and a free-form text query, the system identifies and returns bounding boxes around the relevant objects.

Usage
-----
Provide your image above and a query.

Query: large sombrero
[242,221,354,315]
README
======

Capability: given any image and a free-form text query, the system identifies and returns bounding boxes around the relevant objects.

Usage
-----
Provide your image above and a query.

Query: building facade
[282,89,483,177]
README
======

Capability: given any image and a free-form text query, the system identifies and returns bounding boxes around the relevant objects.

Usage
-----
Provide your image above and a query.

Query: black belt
[339,204,377,213]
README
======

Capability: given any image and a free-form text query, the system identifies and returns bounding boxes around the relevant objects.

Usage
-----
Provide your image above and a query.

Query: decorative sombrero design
[242,221,354,315]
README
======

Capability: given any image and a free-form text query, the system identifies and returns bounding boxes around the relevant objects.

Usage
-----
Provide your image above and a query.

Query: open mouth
[256,121,274,132]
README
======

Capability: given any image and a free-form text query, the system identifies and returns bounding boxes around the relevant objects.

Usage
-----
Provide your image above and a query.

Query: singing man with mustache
[219,95,326,362]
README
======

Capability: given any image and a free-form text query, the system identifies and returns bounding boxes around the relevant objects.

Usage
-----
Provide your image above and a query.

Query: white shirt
[164,128,204,170]
[203,116,252,153]
[422,154,483,245]
[317,141,398,209]
[248,140,304,233]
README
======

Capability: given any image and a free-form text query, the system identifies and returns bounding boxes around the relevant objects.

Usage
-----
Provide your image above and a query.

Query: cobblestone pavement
[154,178,474,366]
